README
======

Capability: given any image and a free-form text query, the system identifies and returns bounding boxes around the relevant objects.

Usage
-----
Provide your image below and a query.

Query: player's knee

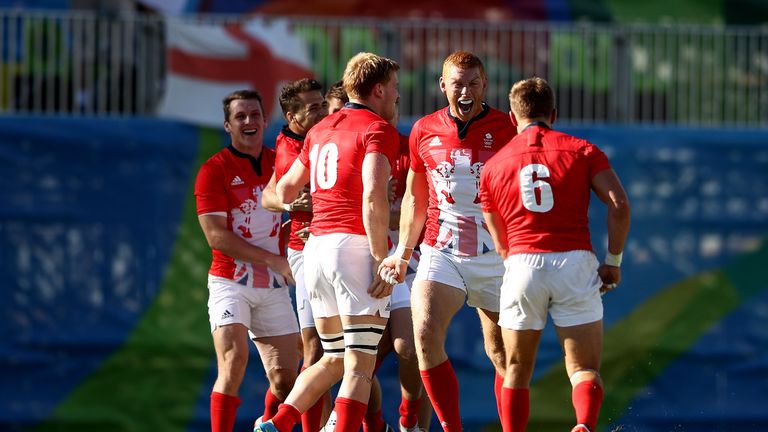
[569,369,601,386]
[267,367,297,399]
[484,341,506,371]
[304,336,324,364]
[394,338,417,365]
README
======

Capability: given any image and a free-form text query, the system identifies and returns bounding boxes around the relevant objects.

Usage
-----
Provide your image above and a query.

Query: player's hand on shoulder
[598,264,621,295]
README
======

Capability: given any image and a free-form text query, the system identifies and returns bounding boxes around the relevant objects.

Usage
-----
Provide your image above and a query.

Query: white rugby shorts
[303,233,391,318]
[415,244,503,312]
[287,248,316,329]
[499,250,603,331]
[207,274,300,338]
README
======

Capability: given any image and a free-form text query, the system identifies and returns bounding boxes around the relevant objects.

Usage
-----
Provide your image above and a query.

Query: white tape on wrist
[394,244,414,262]
[605,251,623,267]
[282,203,292,212]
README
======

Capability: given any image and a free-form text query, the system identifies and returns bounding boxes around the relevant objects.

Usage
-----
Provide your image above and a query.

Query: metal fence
[2,9,767,126]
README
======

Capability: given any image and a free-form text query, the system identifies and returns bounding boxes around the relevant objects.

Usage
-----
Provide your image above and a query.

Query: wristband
[605,251,623,267]
[395,244,414,262]
[282,203,292,212]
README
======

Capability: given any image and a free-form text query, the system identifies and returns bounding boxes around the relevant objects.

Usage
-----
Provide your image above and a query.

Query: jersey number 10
[309,143,339,192]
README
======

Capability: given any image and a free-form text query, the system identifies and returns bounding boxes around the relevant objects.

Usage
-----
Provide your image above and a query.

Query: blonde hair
[342,52,400,99]
[509,77,555,120]
[442,51,486,80]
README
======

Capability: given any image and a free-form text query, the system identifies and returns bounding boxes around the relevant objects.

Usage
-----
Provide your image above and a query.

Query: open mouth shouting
[458,99,474,116]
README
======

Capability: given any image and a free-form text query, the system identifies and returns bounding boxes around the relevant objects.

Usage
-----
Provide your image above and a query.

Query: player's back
[301,105,399,237]
[482,124,611,254]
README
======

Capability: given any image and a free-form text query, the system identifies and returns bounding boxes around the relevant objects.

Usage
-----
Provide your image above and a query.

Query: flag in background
[158,17,314,127]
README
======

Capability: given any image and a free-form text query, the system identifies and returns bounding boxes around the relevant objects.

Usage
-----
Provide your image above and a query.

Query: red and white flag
[158,17,314,127]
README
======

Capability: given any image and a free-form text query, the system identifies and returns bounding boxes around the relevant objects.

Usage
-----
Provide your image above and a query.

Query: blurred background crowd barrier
[1,2,767,432]
[1,10,767,126]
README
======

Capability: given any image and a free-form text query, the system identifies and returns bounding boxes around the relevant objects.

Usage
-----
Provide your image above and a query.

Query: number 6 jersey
[298,103,400,236]
[479,123,612,254]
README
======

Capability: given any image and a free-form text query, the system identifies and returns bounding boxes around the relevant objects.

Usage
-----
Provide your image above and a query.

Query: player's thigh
[548,250,603,328]
[411,279,465,338]
[555,319,603,376]
[252,332,301,373]
[498,254,551,331]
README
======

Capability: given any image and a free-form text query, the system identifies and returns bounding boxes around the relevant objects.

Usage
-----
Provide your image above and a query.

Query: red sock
[501,387,529,432]
[420,360,462,432]
[210,392,241,432]
[301,395,325,432]
[335,397,368,432]
[572,380,603,431]
[271,403,302,432]
[398,396,421,428]
[363,409,385,432]
[494,372,504,424]
[263,388,281,421]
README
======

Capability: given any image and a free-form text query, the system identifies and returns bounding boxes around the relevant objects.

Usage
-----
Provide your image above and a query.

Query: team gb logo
[483,133,493,148]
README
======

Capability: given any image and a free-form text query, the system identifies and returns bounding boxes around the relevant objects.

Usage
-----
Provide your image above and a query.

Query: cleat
[254,419,278,432]
[322,411,337,432]
[399,423,426,432]
[571,425,591,432]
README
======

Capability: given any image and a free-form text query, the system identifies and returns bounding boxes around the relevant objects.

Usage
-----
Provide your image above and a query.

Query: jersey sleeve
[408,120,426,173]
[297,136,312,169]
[364,120,400,167]
[584,142,612,178]
[479,164,498,213]
[194,161,228,216]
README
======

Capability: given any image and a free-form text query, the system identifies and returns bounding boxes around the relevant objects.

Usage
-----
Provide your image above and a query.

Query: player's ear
[439,76,447,95]
[224,120,231,133]
[509,110,519,127]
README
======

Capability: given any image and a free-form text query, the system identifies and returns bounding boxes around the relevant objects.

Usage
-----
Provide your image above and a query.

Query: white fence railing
[2,10,767,126]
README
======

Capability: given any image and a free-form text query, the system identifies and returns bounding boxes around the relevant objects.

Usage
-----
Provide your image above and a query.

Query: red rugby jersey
[194,145,285,288]
[410,105,516,256]
[479,123,611,254]
[275,127,313,251]
[299,104,400,236]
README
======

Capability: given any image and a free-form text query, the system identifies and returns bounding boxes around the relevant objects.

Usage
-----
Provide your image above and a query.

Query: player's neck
[231,140,263,158]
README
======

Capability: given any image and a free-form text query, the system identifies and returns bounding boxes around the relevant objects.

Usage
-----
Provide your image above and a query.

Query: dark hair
[325,80,348,103]
[222,89,264,121]
[279,78,323,116]
[509,77,555,120]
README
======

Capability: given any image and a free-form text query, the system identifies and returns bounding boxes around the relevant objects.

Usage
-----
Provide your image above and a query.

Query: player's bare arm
[363,152,394,299]
[198,214,295,285]
[591,168,631,293]
[276,158,310,206]
[263,171,313,213]
[379,169,428,283]
[482,210,510,259]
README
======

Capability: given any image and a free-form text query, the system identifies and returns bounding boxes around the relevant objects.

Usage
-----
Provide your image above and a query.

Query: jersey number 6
[520,163,553,212]
[309,143,339,192]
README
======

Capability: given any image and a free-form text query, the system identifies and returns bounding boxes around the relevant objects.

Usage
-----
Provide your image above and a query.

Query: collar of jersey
[521,121,551,132]
[446,102,490,140]
[281,125,305,142]
[227,144,264,176]
[344,102,377,114]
